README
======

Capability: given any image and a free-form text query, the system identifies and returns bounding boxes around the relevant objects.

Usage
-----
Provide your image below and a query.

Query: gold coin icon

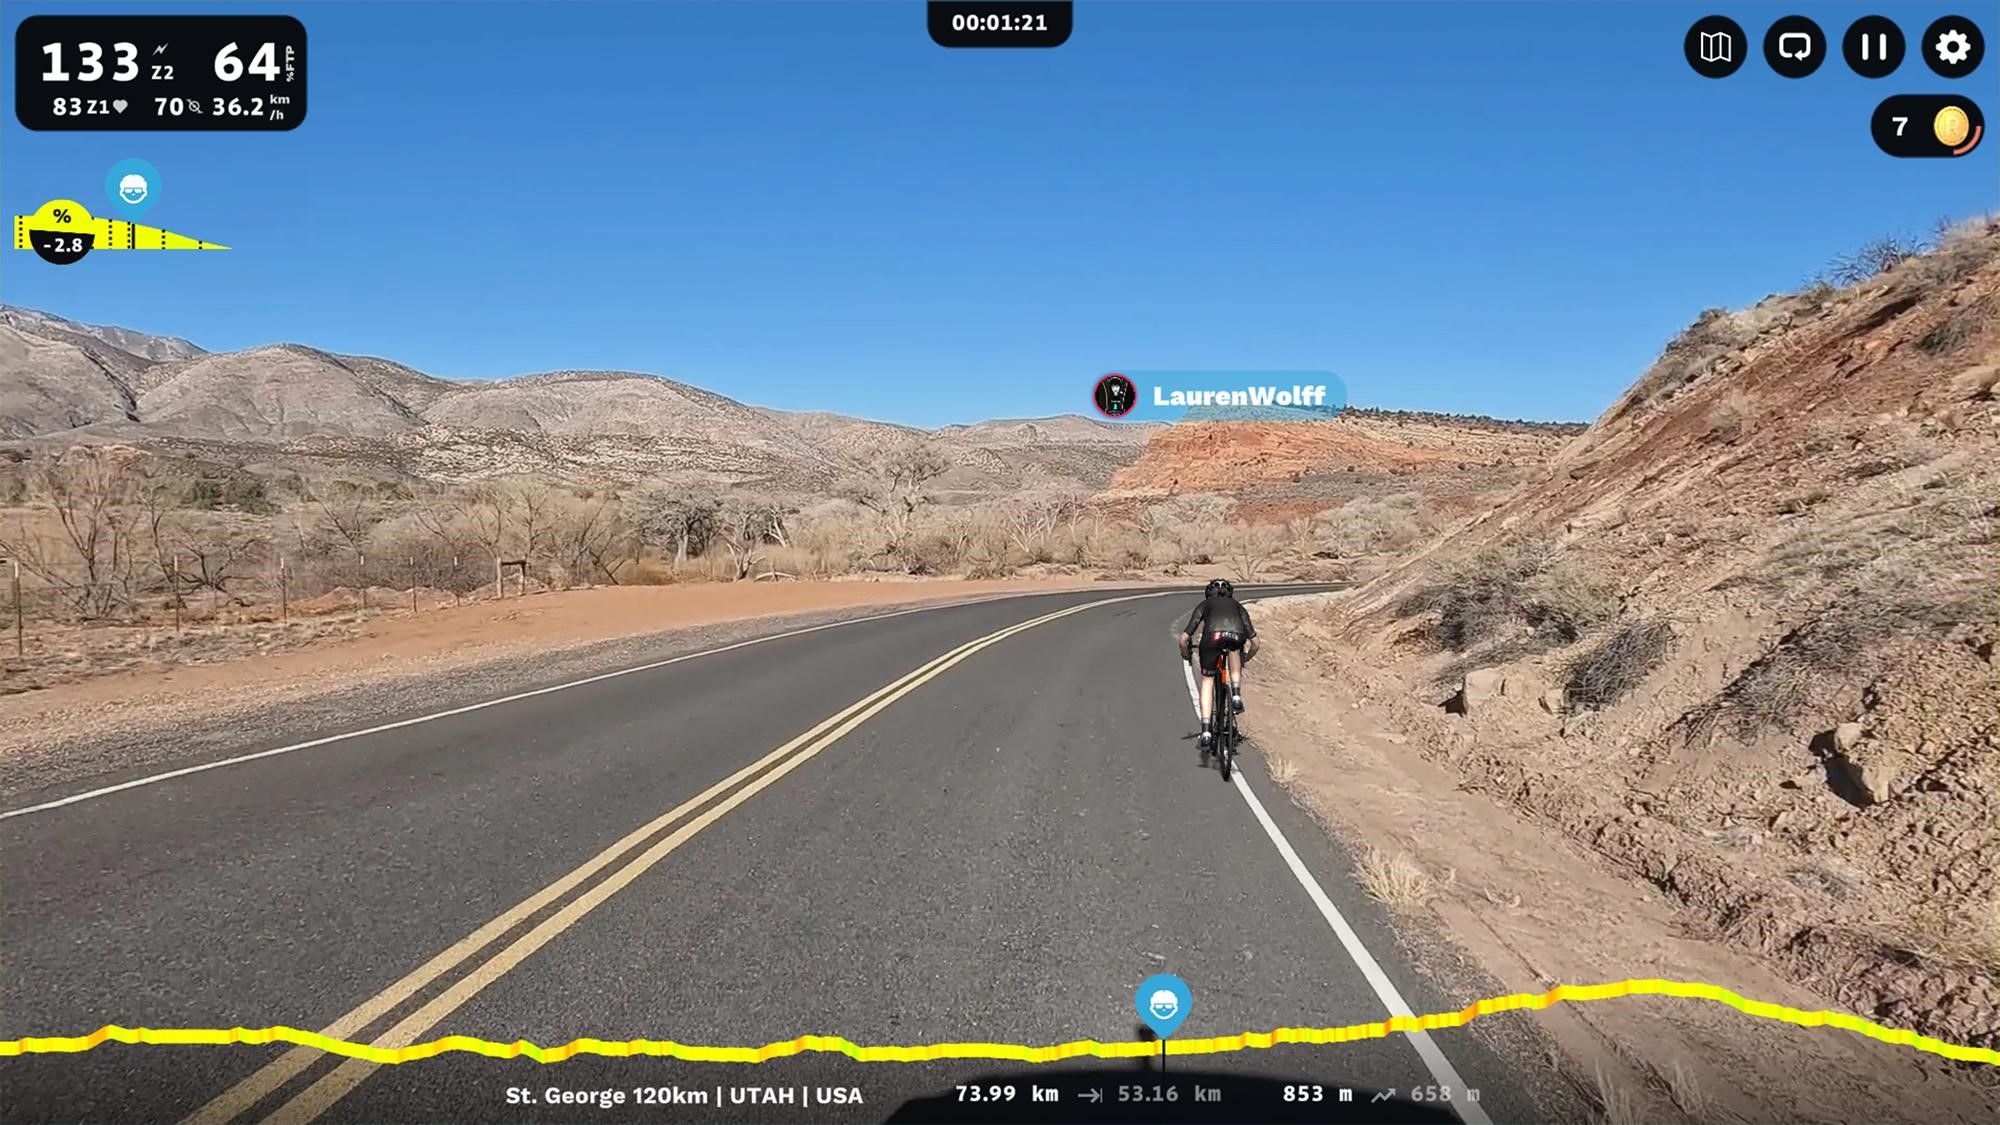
[1934,105,1970,148]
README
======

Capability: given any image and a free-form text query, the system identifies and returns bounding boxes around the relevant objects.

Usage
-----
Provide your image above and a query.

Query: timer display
[15,15,308,131]
[928,2,1072,48]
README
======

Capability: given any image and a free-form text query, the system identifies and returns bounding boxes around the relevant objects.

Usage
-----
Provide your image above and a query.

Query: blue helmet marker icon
[1136,973,1193,1038]
[104,158,160,220]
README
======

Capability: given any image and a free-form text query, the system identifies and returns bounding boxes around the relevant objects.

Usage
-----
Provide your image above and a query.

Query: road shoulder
[1244,593,2000,1125]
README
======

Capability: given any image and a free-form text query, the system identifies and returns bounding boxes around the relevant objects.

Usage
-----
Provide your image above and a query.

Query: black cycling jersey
[1184,594,1255,643]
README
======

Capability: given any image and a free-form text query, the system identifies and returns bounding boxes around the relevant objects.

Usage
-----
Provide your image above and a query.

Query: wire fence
[0,551,563,668]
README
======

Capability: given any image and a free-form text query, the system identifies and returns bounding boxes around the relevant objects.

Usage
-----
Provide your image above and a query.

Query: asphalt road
[1,587,1557,1124]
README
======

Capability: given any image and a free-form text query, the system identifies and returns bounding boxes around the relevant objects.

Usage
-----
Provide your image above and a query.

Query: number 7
[1893,116,1908,136]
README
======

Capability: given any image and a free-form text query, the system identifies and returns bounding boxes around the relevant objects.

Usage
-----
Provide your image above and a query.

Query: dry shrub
[1223,523,1288,582]
[1398,540,1615,653]
[625,556,679,585]
[893,528,969,576]
[964,556,1015,580]
[1082,523,1147,569]
[1915,297,1989,355]
[1824,234,1919,287]
[1356,848,1435,909]
[1904,214,2000,288]
[1615,308,1752,420]
[1316,492,1446,557]
[755,544,824,579]
[1719,567,1986,737]
[1148,493,1236,564]
[1776,488,1831,516]
[1564,618,1674,711]
[791,502,874,574]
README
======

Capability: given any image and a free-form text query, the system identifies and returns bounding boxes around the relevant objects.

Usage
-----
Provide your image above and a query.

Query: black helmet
[1205,578,1234,598]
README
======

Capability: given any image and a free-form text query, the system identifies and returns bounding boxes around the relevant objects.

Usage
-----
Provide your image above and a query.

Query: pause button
[1844,15,1906,78]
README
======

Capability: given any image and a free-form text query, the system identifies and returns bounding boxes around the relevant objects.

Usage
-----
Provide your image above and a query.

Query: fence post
[410,555,418,615]
[171,558,182,634]
[279,556,289,621]
[10,560,21,659]
[360,553,369,611]
[494,556,503,600]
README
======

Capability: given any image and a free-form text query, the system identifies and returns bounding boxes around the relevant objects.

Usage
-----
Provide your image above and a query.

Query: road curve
[1,586,1554,1123]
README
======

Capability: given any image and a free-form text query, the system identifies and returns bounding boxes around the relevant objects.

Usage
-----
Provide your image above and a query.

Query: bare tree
[713,495,792,580]
[1154,493,1237,564]
[1225,524,1287,583]
[173,522,271,605]
[463,482,511,565]
[508,481,555,565]
[410,483,473,553]
[629,485,720,565]
[303,481,381,584]
[1003,498,1061,561]
[0,448,138,618]
[1825,234,1918,286]
[549,494,632,586]
[840,441,951,546]
[134,462,193,601]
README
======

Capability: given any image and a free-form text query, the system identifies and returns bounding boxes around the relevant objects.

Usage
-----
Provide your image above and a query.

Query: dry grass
[1915,296,1991,355]
[1591,1066,1643,1125]
[1713,564,1988,738]
[1666,1060,1712,1121]
[1355,847,1436,910]
[1896,899,2000,972]
[1267,756,1301,787]
[1564,618,1675,711]
[1398,540,1616,654]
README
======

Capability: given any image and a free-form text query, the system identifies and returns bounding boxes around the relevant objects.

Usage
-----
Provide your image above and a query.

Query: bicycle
[1193,649,1240,781]
[1212,652,1239,781]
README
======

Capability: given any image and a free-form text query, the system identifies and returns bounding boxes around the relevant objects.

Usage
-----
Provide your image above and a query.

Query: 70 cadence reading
[15,14,307,131]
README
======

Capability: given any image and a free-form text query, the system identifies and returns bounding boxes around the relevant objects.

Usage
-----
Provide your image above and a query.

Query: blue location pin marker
[1136,973,1193,1038]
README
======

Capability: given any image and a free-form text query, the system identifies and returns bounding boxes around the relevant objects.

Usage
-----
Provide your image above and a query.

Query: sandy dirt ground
[0,577,1129,759]
[1245,594,2000,1125]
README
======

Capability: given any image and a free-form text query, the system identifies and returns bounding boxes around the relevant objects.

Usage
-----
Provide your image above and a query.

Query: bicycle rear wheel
[1216,672,1235,782]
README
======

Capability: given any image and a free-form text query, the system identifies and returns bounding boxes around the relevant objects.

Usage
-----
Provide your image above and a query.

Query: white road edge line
[1231,774,1493,1125]
[1184,640,1491,1125]
[0,589,1089,821]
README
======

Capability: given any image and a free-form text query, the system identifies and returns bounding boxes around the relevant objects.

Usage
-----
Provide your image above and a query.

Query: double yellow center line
[188,591,1171,1125]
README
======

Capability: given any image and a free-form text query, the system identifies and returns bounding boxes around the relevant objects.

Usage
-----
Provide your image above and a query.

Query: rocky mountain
[1106,409,1580,496]
[0,309,1157,495]
[2,304,1580,500]
[0,306,205,364]
[1,323,143,438]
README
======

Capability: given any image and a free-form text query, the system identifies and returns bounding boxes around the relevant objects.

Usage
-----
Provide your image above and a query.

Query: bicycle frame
[1211,651,1236,778]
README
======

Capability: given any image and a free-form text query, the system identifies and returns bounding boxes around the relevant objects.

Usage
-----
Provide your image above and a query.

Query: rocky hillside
[1303,221,1999,1052]
[0,306,205,364]
[1102,408,1583,534]
[1106,409,1580,495]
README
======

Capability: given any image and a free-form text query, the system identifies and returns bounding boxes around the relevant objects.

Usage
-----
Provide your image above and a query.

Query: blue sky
[3,1,1995,426]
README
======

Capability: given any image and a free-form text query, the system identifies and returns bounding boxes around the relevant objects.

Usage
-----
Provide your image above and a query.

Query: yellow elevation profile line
[4,979,1995,1067]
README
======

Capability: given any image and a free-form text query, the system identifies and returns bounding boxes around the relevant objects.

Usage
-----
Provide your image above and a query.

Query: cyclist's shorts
[1197,629,1245,675]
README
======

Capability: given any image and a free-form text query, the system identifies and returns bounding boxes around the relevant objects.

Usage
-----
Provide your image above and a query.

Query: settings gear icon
[1936,28,1974,66]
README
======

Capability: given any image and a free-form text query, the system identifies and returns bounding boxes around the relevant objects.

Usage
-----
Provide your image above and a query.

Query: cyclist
[1179,578,1259,749]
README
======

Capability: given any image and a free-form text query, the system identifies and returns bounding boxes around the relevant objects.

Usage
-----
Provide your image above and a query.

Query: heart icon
[112,99,128,113]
